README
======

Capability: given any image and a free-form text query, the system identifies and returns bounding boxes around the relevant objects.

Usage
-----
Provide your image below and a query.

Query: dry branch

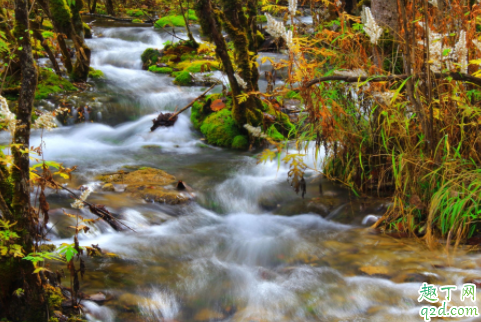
[304,72,481,88]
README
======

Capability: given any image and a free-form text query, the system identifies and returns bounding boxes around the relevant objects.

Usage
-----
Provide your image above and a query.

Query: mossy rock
[98,167,192,205]
[100,167,177,186]
[173,70,193,86]
[140,48,161,67]
[232,135,249,149]
[148,66,173,74]
[88,67,104,79]
[177,60,220,73]
[36,68,78,100]
[199,108,248,149]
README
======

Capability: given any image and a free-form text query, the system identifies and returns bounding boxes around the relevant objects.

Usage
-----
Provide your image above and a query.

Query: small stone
[89,292,107,302]
[194,308,225,321]
[102,183,115,192]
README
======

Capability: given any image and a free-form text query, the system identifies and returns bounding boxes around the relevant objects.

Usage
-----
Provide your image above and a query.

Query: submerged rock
[99,168,193,205]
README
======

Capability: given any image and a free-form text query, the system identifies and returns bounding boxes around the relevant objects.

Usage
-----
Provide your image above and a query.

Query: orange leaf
[211,99,226,112]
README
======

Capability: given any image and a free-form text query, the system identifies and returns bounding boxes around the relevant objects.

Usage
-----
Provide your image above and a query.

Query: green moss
[126,8,146,17]
[191,100,206,130]
[200,108,247,148]
[45,285,63,313]
[154,15,186,28]
[173,71,193,86]
[232,135,249,149]
[41,31,54,39]
[257,15,267,23]
[48,0,72,34]
[141,48,160,67]
[83,22,92,38]
[180,53,195,61]
[177,60,220,73]
[88,67,104,79]
[132,19,143,23]
[148,66,173,74]
[187,9,198,21]
[36,68,78,100]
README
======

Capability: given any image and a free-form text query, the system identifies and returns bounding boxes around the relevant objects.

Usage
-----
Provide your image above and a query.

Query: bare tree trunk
[371,0,399,33]
[178,0,198,46]
[90,0,97,13]
[31,20,62,75]
[105,0,114,16]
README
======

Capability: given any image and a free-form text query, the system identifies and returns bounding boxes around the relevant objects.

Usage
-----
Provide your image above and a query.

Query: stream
[10,20,481,322]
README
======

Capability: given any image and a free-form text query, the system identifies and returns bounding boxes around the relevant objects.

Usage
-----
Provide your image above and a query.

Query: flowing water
[11,21,481,321]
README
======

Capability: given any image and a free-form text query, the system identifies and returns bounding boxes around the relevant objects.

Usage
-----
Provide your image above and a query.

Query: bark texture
[371,0,399,33]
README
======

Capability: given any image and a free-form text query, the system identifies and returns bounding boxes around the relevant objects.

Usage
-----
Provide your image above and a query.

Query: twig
[168,83,217,121]
[53,183,136,232]
[166,31,187,41]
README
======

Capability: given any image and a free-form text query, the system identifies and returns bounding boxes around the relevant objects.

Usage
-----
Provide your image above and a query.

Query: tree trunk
[90,0,97,13]
[31,20,62,75]
[371,0,399,33]
[105,0,114,16]
[178,0,198,47]
[1,0,46,320]
[217,0,263,125]
[195,0,241,107]
[38,0,91,81]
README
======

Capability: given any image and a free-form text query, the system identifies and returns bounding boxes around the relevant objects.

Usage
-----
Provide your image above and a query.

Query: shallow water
[13,21,481,322]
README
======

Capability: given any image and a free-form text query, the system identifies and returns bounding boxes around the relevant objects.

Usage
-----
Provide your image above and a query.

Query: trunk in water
[0,0,45,320]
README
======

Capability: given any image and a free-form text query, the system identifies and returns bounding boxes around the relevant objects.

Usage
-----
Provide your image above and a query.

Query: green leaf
[18,46,23,51]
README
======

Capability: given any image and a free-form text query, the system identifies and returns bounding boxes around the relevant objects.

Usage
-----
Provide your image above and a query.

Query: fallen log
[80,12,153,23]
[304,72,481,88]
[151,83,217,130]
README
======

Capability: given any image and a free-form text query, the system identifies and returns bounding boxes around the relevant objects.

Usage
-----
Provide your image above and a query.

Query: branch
[303,72,481,88]
[80,12,152,23]
[52,183,136,232]
[168,83,217,121]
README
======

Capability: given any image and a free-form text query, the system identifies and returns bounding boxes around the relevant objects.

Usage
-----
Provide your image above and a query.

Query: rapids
[7,20,481,322]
